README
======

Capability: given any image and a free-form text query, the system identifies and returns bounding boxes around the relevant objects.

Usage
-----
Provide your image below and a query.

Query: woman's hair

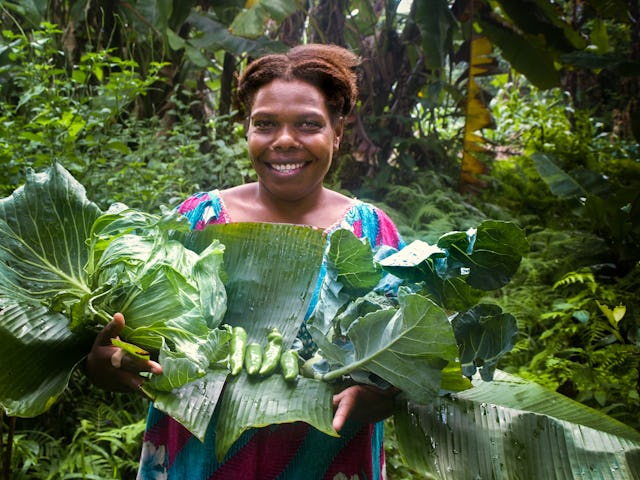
[236,43,359,122]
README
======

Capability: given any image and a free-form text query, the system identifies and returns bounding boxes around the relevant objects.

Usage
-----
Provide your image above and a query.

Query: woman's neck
[221,183,353,229]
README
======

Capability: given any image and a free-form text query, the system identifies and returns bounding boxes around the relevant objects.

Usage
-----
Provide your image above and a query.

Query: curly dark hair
[236,43,359,123]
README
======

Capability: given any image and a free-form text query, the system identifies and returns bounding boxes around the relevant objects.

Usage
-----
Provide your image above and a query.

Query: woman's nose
[272,125,299,149]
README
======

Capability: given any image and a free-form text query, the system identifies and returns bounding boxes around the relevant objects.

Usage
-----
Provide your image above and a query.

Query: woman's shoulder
[338,200,404,249]
[176,189,229,230]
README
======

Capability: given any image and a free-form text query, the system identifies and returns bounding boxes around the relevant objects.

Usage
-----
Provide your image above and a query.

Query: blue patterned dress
[137,190,404,480]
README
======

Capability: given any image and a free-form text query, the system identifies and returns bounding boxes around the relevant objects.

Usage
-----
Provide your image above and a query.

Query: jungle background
[0,0,638,478]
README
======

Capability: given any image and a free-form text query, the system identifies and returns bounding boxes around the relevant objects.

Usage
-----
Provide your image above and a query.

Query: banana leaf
[214,372,336,461]
[165,221,333,448]
[394,370,640,479]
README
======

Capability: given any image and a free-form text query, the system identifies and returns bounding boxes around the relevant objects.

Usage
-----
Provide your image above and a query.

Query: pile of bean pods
[227,326,299,381]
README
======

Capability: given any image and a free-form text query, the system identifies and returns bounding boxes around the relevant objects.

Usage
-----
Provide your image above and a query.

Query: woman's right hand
[85,312,163,394]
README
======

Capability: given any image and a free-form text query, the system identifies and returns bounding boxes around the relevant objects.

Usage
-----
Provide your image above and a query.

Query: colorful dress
[137,190,404,480]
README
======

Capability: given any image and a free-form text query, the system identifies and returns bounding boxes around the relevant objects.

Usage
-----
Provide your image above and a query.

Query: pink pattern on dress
[376,209,401,249]
[209,423,310,480]
[178,193,210,214]
[352,219,363,239]
[144,416,192,469]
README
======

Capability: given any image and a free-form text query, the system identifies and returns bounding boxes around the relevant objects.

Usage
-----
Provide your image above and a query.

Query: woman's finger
[94,312,125,347]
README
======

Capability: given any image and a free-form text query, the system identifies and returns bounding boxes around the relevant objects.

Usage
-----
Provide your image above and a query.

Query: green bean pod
[244,342,263,376]
[229,326,248,375]
[280,349,299,381]
[258,328,283,376]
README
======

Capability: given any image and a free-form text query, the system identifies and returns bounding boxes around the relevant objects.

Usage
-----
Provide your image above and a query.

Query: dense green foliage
[0,23,252,210]
[482,77,640,430]
[1,0,639,477]
[4,373,147,479]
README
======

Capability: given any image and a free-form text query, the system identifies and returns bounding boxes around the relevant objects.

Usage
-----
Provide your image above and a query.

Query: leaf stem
[321,358,369,382]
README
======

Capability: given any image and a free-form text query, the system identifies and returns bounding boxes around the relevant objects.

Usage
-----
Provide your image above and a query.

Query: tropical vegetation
[0,0,638,478]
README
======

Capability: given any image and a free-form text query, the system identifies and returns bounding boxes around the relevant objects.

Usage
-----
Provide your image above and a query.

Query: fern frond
[553,270,596,291]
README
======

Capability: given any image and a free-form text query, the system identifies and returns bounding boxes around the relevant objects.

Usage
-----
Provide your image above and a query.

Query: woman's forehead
[251,79,329,114]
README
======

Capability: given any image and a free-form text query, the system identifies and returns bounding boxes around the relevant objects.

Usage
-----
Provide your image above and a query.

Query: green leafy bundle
[0,163,530,463]
[0,163,332,458]
[0,163,231,417]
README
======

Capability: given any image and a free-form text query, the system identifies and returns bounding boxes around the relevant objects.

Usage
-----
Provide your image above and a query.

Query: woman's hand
[332,384,399,432]
[85,312,162,394]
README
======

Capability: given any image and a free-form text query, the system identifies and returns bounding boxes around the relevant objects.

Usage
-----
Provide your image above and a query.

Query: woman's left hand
[332,384,398,432]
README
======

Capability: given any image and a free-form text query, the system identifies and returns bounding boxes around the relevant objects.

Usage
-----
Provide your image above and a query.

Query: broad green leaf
[478,17,560,89]
[452,304,518,380]
[494,0,586,51]
[532,151,587,198]
[144,341,207,392]
[307,228,384,338]
[327,228,382,296]
[415,0,457,71]
[450,220,529,290]
[0,163,101,310]
[192,240,227,328]
[166,27,186,50]
[229,0,299,38]
[0,163,101,417]
[0,302,93,417]
[180,222,326,347]
[336,291,395,335]
[146,369,229,442]
[215,373,336,461]
[380,220,527,303]
[394,370,640,479]
[319,292,461,403]
[186,12,285,56]
[378,239,446,275]
[0,164,228,419]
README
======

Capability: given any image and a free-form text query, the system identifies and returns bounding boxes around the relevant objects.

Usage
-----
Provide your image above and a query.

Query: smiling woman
[85,43,405,480]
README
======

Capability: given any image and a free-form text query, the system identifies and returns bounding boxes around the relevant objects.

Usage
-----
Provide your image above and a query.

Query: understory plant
[5,372,146,479]
[0,24,252,211]
[484,74,640,431]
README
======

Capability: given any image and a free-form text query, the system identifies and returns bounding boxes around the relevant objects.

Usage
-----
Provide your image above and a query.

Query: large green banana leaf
[169,221,335,453]
[394,370,640,479]
[181,222,325,347]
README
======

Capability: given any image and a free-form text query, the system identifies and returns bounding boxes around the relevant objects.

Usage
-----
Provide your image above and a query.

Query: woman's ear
[333,116,344,150]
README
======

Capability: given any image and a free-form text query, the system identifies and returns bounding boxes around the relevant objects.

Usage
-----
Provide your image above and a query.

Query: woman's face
[247,79,342,203]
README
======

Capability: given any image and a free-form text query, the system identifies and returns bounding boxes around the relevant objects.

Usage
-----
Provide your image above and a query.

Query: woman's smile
[267,161,309,174]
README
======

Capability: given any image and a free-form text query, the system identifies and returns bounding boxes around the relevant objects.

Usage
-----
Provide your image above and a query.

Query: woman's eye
[298,120,322,131]
[252,119,275,130]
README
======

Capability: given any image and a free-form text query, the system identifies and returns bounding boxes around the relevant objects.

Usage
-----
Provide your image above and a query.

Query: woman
[87,43,404,479]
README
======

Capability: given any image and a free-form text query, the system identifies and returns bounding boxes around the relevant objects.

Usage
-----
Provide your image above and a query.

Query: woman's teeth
[270,162,305,172]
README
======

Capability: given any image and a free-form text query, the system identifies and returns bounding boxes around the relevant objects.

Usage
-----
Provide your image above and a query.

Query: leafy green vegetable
[0,163,230,415]
[313,290,459,404]
[0,163,532,463]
